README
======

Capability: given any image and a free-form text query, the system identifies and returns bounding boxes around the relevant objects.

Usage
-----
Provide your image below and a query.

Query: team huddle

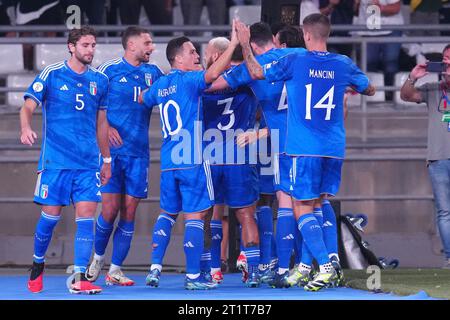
[20,13,375,295]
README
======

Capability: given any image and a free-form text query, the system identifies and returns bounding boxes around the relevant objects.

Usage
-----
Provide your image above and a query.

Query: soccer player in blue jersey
[211,22,307,288]
[202,38,261,287]
[20,26,111,295]
[84,26,164,287]
[235,14,375,291]
[141,23,239,290]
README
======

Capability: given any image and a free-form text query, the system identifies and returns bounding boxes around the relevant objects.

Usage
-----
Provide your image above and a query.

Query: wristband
[102,156,112,164]
[407,74,417,85]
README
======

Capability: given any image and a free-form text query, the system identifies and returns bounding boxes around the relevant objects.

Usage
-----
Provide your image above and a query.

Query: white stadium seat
[34,44,68,71]
[0,45,24,74]
[148,43,170,74]
[394,72,439,107]
[229,5,261,25]
[7,73,36,108]
[347,72,385,107]
[421,43,447,55]
[92,44,124,68]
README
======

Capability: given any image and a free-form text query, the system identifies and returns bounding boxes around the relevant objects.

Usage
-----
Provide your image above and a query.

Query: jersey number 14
[305,84,335,121]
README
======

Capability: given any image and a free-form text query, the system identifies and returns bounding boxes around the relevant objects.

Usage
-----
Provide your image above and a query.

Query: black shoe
[269,271,290,288]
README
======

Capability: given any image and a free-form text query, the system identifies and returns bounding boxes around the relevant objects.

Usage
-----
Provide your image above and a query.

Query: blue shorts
[290,156,343,201]
[257,158,275,195]
[274,153,294,194]
[101,155,149,198]
[34,169,101,206]
[160,163,214,214]
[211,164,259,208]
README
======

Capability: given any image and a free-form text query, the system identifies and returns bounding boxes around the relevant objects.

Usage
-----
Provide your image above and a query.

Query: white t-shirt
[353,0,404,36]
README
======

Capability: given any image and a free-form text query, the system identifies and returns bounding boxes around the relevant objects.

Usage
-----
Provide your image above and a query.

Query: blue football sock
[151,213,176,265]
[275,208,295,269]
[257,206,273,265]
[94,213,114,256]
[271,233,277,260]
[293,227,302,264]
[322,200,339,257]
[184,220,204,275]
[300,239,314,266]
[111,220,134,267]
[313,207,324,226]
[297,214,329,266]
[33,211,61,263]
[74,218,95,273]
[210,219,222,269]
[200,249,211,273]
[243,245,260,269]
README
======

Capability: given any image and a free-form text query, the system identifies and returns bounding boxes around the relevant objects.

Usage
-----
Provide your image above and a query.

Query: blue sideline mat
[0,273,436,300]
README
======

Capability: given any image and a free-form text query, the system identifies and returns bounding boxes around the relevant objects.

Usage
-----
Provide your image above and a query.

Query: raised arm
[236,21,264,80]
[400,63,428,103]
[204,20,239,84]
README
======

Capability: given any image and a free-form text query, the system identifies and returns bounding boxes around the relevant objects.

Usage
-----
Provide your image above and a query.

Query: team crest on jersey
[90,82,97,95]
[145,73,152,86]
[40,184,48,199]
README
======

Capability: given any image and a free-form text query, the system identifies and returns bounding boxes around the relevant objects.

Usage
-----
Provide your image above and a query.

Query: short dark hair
[250,22,273,47]
[121,26,151,49]
[302,13,331,40]
[67,26,97,47]
[166,36,191,65]
[270,22,287,36]
[277,26,305,48]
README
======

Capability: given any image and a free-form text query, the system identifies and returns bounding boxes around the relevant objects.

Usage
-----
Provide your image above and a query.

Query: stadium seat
[148,43,170,74]
[92,44,124,67]
[421,43,447,55]
[6,73,36,108]
[229,5,261,25]
[34,44,68,71]
[394,72,439,107]
[347,72,385,107]
[0,45,24,74]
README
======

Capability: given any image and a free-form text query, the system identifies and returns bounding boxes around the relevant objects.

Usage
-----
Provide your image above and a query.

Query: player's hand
[235,20,250,47]
[410,63,428,82]
[100,163,111,186]
[230,19,239,47]
[237,130,258,147]
[108,127,123,147]
[138,88,148,104]
[20,127,37,146]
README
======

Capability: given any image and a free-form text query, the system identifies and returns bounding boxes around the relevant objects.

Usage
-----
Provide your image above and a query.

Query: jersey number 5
[305,84,335,120]
[75,94,85,111]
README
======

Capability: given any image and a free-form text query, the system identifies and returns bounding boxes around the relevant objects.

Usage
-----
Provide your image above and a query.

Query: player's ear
[68,43,76,55]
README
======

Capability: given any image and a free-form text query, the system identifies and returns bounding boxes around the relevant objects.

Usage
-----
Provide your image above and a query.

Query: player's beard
[140,50,151,63]
[74,51,93,65]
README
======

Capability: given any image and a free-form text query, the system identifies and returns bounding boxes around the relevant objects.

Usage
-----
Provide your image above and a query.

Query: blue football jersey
[97,58,164,159]
[202,82,258,164]
[263,51,370,158]
[24,61,109,171]
[223,48,306,154]
[142,69,209,170]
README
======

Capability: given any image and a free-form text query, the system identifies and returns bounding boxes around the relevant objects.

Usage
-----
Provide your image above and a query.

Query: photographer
[400,44,450,269]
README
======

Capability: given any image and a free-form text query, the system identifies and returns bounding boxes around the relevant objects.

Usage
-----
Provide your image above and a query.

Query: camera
[426,61,447,73]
